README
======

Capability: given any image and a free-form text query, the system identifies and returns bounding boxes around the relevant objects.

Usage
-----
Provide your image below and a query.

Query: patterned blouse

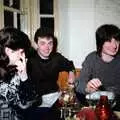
[0,75,27,120]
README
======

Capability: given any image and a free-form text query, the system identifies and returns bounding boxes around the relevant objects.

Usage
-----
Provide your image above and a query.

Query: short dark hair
[96,24,120,55]
[34,27,54,43]
[34,27,58,55]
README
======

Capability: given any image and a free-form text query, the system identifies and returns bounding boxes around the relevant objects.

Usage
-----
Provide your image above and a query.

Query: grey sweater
[75,51,120,95]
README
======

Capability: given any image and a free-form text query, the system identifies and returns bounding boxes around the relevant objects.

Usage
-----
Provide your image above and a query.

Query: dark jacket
[27,51,75,96]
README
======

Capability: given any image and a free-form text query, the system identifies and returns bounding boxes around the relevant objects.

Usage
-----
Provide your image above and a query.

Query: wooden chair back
[57,68,80,90]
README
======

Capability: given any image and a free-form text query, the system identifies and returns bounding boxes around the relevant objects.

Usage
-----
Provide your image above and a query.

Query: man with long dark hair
[75,24,120,111]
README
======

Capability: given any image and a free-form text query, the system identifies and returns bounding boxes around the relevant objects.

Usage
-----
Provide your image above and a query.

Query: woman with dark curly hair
[0,27,38,120]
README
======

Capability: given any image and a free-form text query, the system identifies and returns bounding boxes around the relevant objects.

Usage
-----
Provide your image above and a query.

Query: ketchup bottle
[95,95,111,120]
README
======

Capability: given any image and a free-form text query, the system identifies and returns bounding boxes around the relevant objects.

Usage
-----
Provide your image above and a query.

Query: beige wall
[58,0,120,68]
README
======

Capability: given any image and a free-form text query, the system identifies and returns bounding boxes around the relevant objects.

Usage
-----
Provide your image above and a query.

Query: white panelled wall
[57,0,120,68]
[1,0,120,68]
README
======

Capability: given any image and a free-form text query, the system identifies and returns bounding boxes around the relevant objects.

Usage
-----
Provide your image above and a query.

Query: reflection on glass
[4,10,21,29]
[40,18,54,32]
[4,0,20,9]
[58,87,81,119]
[17,13,21,30]
[12,0,20,9]
[4,0,9,6]
[40,0,53,14]
[4,10,13,27]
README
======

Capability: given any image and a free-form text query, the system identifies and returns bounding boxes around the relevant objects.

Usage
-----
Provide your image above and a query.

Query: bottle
[95,95,111,120]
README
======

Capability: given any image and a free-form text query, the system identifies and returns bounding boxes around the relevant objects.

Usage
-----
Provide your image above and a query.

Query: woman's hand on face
[15,53,26,73]
[85,78,102,93]
[15,53,28,81]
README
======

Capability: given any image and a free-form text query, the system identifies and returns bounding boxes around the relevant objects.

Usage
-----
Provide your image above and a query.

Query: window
[0,0,31,36]
[4,0,20,9]
[39,0,54,33]
[3,0,21,29]
[40,0,53,14]
[40,18,54,30]
[0,0,58,41]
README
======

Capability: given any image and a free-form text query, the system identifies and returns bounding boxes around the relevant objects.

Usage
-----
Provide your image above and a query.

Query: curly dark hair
[0,27,31,82]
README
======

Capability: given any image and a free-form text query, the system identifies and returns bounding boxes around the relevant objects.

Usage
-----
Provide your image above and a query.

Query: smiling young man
[27,27,75,120]
[0,27,38,120]
[75,24,120,111]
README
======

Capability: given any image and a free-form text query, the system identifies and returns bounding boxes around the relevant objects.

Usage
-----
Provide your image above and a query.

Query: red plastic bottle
[95,95,111,120]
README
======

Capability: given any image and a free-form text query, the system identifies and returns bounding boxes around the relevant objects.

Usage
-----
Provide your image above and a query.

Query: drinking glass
[106,86,117,108]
